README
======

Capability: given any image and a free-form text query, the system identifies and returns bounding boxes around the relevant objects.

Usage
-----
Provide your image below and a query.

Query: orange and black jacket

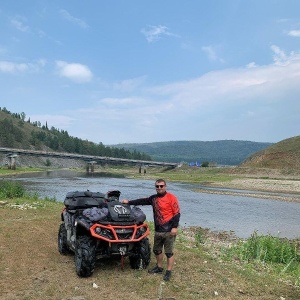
[128,192,180,232]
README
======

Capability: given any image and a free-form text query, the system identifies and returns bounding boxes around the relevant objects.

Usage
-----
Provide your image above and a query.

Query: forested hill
[0,108,151,161]
[111,140,273,165]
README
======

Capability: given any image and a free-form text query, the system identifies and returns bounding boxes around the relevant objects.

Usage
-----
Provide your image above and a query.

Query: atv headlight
[101,229,114,239]
[95,227,102,234]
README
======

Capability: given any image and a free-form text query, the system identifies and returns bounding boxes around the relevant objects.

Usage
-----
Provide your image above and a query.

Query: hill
[0,108,151,161]
[111,140,272,165]
[240,135,300,170]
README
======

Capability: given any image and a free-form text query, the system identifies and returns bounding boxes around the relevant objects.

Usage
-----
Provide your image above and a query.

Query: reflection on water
[8,170,300,239]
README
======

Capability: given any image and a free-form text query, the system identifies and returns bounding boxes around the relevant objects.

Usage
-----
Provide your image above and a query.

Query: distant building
[188,161,201,167]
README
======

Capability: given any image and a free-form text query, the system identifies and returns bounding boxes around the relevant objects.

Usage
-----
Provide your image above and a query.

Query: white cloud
[10,16,29,32]
[151,46,300,112]
[113,76,147,92]
[288,30,300,37]
[246,62,258,68]
[56,61,93,83]
[0,61,27,73]
[37,59,47,67]
[59,9,89,29]
[0,59,47,74]
[201,46,224,63]
[99,97,141,106]
[271,44,300,66]
[141,25,177,42]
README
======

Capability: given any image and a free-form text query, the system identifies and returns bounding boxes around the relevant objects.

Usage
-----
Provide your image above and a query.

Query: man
[122,179,180,281]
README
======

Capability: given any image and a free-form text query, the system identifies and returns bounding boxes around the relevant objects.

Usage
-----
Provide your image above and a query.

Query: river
[10,170,300,239]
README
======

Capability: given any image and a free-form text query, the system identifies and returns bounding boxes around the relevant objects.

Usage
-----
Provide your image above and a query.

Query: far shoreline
[193,186,300,203]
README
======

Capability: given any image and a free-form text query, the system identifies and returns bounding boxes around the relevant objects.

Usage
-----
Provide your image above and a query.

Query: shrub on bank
[221,231,300,286]
[0,180,25,198]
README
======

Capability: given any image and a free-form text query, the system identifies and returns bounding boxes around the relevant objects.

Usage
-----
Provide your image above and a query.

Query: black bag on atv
[131,206,146,224]
[83,207,109,222]
[64,190,106,210]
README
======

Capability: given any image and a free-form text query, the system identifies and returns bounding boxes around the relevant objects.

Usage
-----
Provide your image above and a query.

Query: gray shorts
[153,232,176,254]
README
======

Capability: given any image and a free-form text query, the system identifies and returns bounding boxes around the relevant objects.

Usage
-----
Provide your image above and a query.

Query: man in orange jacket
[122,178,180,281]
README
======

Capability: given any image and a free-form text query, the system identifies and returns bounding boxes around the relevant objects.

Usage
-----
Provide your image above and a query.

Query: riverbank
[195,177,300,203]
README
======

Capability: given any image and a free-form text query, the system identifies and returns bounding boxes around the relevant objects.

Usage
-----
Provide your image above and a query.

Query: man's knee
[165,252,173,258]
[153,250,162,256]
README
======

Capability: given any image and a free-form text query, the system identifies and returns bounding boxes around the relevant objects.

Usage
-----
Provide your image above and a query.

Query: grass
[221,231,300,286]
[0,180,26,198]
[0,166,45,175]
[103,165,238,184]
[0,181,299,299]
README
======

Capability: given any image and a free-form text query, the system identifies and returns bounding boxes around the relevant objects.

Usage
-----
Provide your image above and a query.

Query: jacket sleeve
[171,213,181,228]
[128,195,154,206]
[170,194,180,228]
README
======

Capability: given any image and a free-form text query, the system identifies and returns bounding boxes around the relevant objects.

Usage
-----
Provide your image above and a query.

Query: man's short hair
[156,178,166,184]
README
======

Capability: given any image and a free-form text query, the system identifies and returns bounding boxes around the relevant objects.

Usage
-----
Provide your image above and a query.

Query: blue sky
[0,1,299,145]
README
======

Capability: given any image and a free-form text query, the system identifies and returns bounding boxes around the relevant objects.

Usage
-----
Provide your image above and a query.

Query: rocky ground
[199,177,300,203]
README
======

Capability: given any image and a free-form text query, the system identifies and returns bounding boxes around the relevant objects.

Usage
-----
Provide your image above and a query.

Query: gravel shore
[199,177,300,203]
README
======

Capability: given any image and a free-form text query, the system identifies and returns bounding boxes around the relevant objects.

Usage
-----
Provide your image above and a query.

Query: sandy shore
[198,177,300,203]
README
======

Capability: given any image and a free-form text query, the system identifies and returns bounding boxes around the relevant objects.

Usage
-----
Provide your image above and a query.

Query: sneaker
[148,265,163,274]
[163,270,172,281]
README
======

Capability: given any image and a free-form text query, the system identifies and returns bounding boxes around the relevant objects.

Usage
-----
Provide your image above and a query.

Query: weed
[195,228,207,245]
[0,180,25,198]
[44,196,57,202]
[221,231,300,286]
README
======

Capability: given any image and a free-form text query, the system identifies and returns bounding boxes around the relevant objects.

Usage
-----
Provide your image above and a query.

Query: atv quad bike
[58,190,151,277]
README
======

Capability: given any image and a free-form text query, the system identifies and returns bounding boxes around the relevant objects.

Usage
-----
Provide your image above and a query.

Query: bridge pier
[139,165,147,175]
[87,161,97,173]
[7,154,18,170]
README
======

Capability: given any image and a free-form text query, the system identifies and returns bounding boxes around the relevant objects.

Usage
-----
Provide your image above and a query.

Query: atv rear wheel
[129,237,151,269]
[58,223,70,255]
[75,235,96,277]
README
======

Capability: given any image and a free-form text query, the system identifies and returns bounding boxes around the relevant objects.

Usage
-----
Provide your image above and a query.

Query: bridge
[0,147,178,171]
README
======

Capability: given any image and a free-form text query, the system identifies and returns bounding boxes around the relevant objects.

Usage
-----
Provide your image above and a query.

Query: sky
[0,1,300,145]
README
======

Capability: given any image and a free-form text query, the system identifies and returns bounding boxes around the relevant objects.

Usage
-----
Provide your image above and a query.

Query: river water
[10,170,300,239]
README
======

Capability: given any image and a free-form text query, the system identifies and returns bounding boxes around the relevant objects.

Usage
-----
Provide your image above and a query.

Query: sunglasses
[155,184,165,188]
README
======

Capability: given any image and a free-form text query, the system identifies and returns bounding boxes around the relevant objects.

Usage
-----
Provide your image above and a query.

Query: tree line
[0,107,152,161]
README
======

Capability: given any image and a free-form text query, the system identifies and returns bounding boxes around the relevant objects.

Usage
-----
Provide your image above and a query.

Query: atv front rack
[90,223,150,243]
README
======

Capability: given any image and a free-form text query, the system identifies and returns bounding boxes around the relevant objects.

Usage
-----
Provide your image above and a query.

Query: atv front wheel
[75,235,97,277]
[58,223,70,255]
[129,237,151,269]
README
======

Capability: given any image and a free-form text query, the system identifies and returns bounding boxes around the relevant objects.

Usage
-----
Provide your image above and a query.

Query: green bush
[201,161,209,167]
[222,231,300,284]
[236,232,299,264]
[0,180,26,198]
[45,159,52,166]
[195,228,207,245]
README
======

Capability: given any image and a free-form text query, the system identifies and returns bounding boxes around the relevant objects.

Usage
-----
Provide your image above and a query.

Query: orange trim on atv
[90,223,150,243]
